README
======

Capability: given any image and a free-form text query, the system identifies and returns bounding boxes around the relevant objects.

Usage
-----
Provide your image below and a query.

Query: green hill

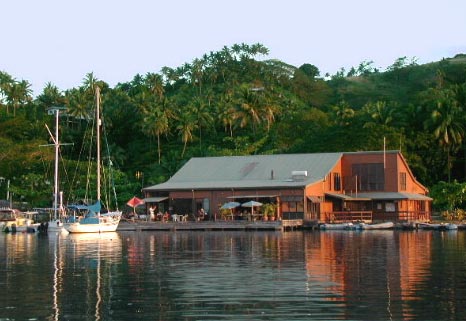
[1,43,466,210]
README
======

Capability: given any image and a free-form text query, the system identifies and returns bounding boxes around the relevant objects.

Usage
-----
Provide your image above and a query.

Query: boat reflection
[54,232,122,320]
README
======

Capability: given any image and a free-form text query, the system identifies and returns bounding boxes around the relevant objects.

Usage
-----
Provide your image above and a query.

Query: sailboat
[64,87,122,233]
[43,106,69,233]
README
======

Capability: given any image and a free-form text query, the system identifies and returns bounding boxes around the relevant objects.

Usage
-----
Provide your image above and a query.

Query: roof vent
[291,170,307,181]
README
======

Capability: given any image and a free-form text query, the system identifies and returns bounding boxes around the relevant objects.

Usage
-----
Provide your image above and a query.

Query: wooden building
[142,151,431,224]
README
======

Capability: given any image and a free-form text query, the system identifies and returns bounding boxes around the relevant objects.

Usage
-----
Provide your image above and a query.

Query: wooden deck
[117,220,296,232]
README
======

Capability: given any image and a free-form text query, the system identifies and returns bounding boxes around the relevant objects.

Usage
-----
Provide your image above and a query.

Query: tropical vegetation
[1,43,466,215]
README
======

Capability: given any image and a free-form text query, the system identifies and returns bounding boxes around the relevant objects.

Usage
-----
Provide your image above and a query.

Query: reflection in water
[63,232,122,320]
[1,230,466,320]
[52,232,63,321]
[305,231,432,320]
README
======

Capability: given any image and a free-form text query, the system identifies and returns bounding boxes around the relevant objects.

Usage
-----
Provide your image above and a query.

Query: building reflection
[304,231,436,320]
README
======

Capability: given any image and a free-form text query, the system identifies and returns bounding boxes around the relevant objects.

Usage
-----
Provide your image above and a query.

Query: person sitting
[162,211,170,222]
[197,208,206,221]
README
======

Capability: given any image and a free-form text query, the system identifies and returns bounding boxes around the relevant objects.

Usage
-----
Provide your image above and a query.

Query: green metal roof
[146,153,343,191]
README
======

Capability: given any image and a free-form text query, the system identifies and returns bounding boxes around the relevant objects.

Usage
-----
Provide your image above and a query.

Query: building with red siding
[143,151,431,224]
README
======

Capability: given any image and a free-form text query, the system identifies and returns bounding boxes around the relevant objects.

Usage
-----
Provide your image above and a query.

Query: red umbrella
[127,196,145,213]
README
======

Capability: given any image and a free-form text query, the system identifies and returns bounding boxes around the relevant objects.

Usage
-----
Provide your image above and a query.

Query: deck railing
[323,210,431,223]
[373,211,431,222]
[324,211,372,223]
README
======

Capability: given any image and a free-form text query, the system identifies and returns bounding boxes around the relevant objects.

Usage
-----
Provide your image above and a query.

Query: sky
[2,0,466,96]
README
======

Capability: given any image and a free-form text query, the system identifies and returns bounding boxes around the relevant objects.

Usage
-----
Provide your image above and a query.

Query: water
[1,230,466,320]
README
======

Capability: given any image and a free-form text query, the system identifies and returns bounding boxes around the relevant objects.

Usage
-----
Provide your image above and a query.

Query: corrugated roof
[146,153,343,191]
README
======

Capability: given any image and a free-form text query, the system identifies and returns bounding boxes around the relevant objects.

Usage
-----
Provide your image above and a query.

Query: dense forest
[1,43,466,214]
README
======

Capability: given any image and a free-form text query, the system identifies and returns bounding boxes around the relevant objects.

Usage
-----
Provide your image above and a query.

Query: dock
[117,220,303,232]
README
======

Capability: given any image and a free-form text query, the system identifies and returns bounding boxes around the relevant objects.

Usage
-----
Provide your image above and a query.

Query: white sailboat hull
[64,211,122,233]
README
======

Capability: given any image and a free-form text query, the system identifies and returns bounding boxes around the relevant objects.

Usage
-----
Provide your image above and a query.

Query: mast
[96,86,101,209]
[43,106,70,221]
[53,109,60,220]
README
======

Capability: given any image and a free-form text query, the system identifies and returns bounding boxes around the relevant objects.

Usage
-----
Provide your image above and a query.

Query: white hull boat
[65,211,121,233]
[357,221,394,230]
[320,222,355,230]
[1,209,39,233]
[418,222,458,230]
[47,219,68,234]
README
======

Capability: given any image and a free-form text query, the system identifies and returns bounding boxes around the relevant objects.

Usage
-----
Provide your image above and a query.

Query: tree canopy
[1,43,466,211]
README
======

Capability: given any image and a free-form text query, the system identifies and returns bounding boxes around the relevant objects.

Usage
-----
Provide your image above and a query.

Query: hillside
[1,44,466,210]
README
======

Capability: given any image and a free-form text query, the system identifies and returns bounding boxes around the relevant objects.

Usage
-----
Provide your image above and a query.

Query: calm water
[1,229,466,321]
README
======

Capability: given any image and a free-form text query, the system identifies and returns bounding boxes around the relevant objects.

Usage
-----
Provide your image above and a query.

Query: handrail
[322,210,431,223]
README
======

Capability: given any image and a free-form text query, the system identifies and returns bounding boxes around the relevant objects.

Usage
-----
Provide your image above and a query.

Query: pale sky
[2,0,466,96]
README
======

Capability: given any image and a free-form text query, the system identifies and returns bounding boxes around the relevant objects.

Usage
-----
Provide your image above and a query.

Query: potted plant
[262,203,277,221]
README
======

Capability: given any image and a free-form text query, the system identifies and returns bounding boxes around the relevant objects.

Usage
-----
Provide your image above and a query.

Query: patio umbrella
[241,201,263,217]
[221,201,240,220]
[126,196,145,213]
[221,201,241,209]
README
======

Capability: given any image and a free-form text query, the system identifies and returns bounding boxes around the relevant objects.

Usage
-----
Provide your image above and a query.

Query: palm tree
[141,98,172,164]
[0,71,14,114]
[331,101,355,127]
[82,72,99,95]
[190,58,205,95]
[217,92,237,137]
[425,88,464,182]
[144,72,165,100]
[362,101,394,128]
[189,97,213,153]
[37,82,64,108]
[6,80,33,117]
[176,112,198,158]
[65,88,92,126]
[235,86,261,135]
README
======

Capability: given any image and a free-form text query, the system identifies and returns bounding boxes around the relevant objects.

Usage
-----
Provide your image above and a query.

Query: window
[400,172,407,191]
[327,174,332,190]
[351,163,385,191]
[297,202,304,212]
[333,173,341,191]
[282,202,289,212]
[385,202,396,212]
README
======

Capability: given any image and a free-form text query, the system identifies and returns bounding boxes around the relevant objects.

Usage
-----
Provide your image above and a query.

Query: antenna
[383,137,386,169]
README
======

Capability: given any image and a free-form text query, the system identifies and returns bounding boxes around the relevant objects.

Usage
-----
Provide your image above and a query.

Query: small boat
[1,208,39,233]
[442,223,458,230]
[457,223,466,230]
[63,87,121,233]
[320,222,355,230]
[418,222,458,230]
[357,221,394,230]
[395,222,417,230]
